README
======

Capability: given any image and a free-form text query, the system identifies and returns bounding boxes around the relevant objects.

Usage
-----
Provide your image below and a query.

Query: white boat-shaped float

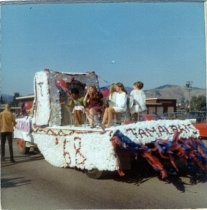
[14,69,207,179]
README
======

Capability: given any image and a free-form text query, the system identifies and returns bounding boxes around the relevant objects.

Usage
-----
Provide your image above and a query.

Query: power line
[0,0,204,4]
[97,74,111,86]
[0,6,2,99]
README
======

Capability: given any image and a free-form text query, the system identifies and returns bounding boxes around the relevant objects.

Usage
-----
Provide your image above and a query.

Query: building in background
[146,98,177,115]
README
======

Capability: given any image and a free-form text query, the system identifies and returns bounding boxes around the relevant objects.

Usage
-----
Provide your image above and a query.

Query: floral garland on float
[14,119,206,180]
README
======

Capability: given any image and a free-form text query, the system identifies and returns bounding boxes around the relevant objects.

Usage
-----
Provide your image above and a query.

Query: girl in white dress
[108,83,117,107]
[102,82,128,127]
[129,81,147,121]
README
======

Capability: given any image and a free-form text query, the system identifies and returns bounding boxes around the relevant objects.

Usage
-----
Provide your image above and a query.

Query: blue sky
[1,2,206,95]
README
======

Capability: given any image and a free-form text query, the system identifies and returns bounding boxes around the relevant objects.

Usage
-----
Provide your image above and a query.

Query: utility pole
[185,81,193,112]
[0,6,2,104]
[204,1,207,116]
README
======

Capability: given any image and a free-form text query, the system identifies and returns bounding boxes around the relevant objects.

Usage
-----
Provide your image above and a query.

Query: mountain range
[1,84,206,104]
[144,84,206,103]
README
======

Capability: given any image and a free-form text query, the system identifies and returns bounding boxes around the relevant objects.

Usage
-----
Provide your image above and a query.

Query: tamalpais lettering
[158,125,170,136]
[185,123,199,134]
[145,127,158,137]
[126,128,139,138]
[177,124,189,134]
[124,121,199,141]
[138,128,149,138]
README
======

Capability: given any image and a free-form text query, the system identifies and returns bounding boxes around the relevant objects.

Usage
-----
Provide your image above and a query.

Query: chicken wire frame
[0,0,207,112]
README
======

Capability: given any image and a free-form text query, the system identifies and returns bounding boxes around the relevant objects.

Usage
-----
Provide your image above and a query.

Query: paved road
[1,140,207,210]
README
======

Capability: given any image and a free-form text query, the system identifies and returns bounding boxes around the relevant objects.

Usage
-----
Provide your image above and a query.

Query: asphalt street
[1,140,207,210]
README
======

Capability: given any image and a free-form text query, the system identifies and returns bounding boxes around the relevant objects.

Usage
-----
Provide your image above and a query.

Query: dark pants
[1,132,14,161]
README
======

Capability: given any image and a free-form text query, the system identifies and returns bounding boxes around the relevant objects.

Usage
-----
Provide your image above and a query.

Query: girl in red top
[84,85,103,128]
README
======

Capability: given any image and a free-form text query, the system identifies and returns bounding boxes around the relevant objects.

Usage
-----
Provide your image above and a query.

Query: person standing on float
[129,81,147,121]
[0,104,16,163]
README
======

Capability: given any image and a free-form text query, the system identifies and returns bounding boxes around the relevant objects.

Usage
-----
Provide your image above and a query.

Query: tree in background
[0,95,5,104]
[11,92,20,107]
[190,95,206,111]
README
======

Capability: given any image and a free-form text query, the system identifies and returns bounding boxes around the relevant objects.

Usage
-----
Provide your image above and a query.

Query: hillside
[1,85,206,104]
[144,84,206,102]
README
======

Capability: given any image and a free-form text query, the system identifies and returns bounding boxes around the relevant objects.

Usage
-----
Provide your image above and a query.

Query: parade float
[14,69,207,180]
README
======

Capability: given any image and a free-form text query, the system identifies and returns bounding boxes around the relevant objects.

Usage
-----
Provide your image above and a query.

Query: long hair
[87,85,102,100]
[109,83,116,96]
[116,82,127,94]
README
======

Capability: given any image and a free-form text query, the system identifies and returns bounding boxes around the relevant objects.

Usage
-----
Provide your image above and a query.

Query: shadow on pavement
[1,153,44,168]
[109,159,207,192]
[112,159,157,185]
[1,177,31,188]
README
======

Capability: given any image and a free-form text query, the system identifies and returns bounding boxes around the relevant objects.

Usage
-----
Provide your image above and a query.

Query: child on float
[129,81,147,121]
[83,85,103,128]
[101,82,128,128]
[67,88,85,126]
[103,83,116,108]
[108,83,117,107]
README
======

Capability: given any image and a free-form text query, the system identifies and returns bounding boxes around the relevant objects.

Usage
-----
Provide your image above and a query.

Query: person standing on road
[0,104,16,163]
